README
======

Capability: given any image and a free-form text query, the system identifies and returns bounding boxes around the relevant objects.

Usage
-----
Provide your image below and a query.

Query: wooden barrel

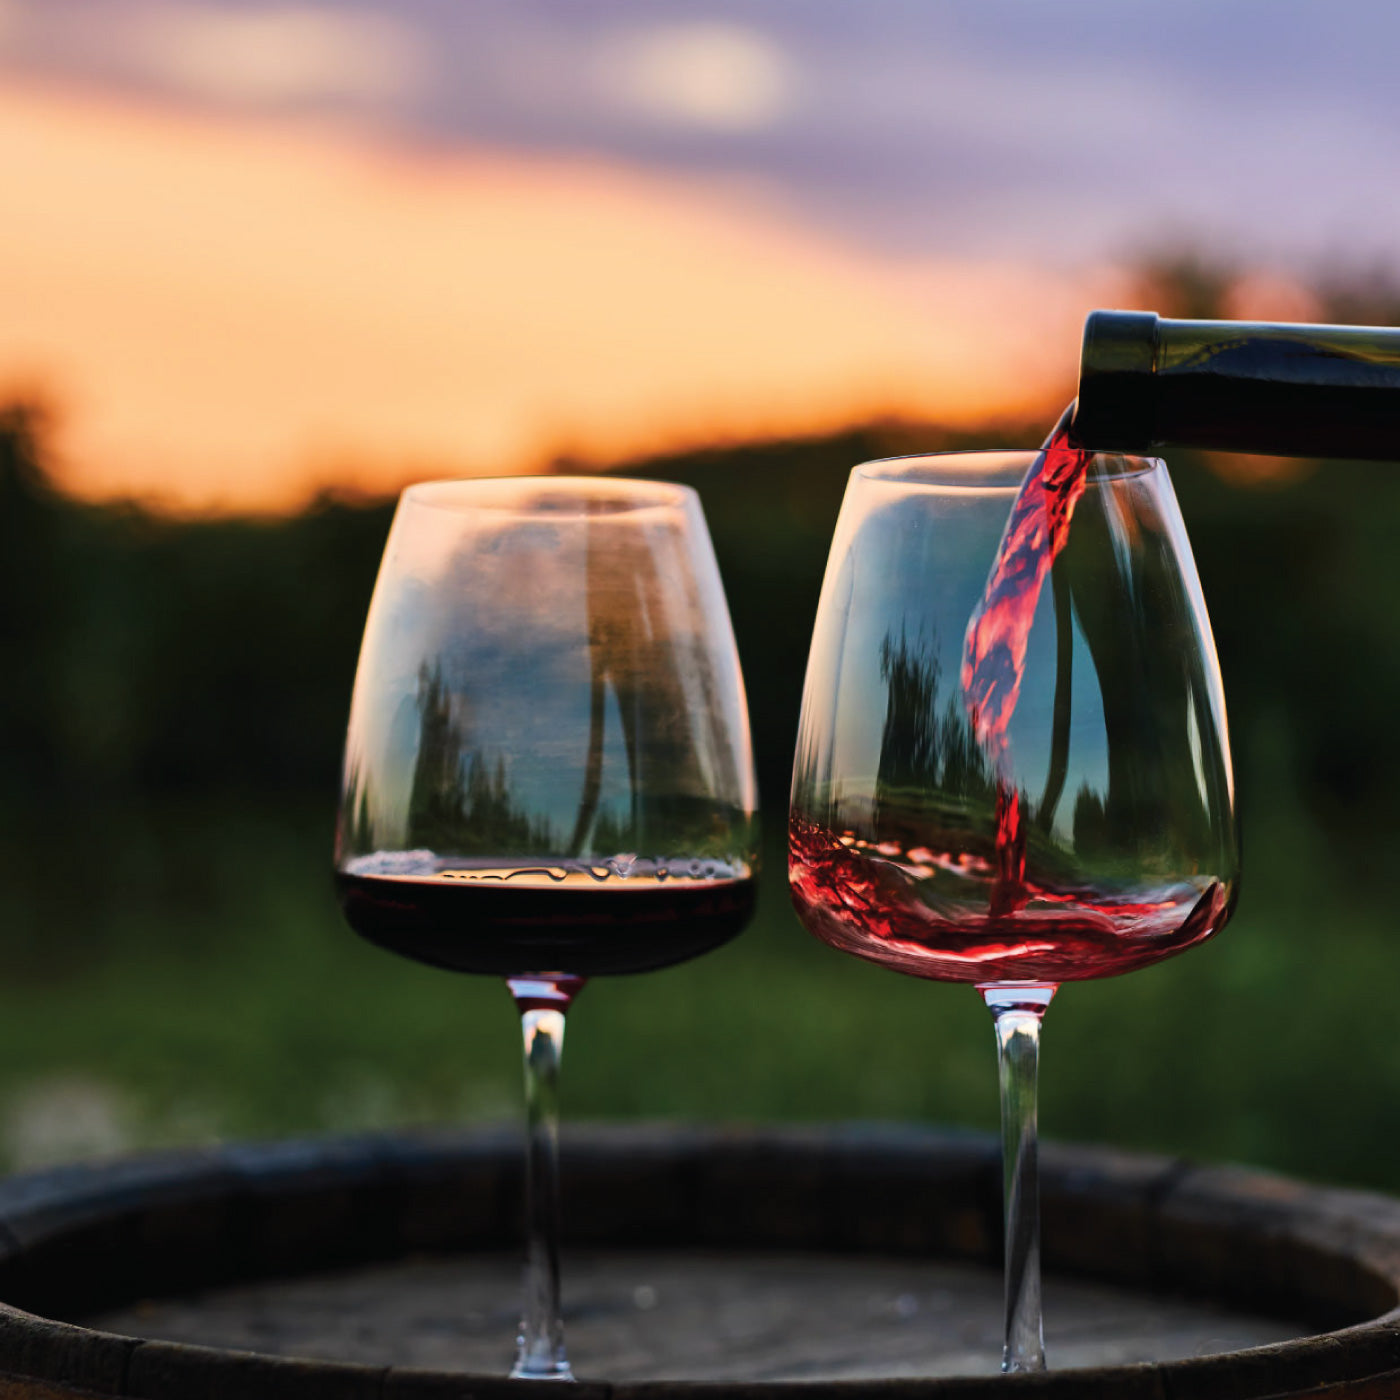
[0,1124,1396,1397]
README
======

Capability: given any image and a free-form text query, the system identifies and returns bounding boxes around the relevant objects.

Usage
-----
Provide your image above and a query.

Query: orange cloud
[0,80,1120,513]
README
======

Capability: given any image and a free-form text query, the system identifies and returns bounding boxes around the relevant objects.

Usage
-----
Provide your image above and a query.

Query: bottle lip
[1073,309,1161,451]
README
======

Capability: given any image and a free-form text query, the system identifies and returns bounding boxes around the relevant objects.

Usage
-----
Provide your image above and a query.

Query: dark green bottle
[1071,310,1400,460]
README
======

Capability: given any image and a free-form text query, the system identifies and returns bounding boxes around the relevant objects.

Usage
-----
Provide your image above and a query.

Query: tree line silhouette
[5,291,1400,880]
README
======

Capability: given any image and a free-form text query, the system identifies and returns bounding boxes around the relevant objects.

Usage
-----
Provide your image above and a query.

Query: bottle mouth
[1073,309,1162,451]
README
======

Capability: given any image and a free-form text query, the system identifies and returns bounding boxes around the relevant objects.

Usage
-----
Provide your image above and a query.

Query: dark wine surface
[336,864,756,978]
[789,818,1227,984]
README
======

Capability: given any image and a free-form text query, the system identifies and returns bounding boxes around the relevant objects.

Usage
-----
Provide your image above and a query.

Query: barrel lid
[0,1126,1397,1397]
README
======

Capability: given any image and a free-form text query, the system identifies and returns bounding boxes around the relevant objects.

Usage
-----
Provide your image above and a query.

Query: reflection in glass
[335,477,758,1378]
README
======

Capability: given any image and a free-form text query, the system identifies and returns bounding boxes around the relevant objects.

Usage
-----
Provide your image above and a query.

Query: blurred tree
[0,403,68,799]
[2,261,1400,897]
[1127,251,1235,319]
[1316,266,1400,327]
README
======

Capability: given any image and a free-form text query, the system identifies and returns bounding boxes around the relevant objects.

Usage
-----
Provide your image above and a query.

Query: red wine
[964,405,1091,931]
[789,818,1228,984]
[336,863,756,978]
[961,405,1088,757]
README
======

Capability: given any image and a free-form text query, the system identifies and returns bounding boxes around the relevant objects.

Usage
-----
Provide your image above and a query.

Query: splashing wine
[788,818,1226,984]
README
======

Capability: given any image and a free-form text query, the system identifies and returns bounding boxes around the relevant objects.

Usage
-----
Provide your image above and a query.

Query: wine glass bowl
[333,476,759,1379]
[336,477,759,978]
[790,449,1238,987]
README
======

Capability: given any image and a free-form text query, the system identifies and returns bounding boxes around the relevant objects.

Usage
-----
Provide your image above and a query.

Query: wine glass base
[1002,1352,1047,1374]
[509,1357,575,1382]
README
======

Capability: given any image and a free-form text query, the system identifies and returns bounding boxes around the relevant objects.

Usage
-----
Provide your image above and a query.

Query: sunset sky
[1,0,1396,512]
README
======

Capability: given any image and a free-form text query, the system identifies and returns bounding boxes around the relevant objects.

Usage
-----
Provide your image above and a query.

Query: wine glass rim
[402,475,698,517]
[853,448,1163,491]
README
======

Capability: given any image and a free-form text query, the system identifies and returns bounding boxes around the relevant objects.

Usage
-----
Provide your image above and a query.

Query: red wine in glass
[788,817,1227,985]
[791,407,1231,986]
[789,413,1237,1371]
[336,477,759,1379]
[336,863,757,978]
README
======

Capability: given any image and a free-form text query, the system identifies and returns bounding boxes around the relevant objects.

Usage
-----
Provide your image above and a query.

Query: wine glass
[789,445,1237,1373]
[334,477,759,1380]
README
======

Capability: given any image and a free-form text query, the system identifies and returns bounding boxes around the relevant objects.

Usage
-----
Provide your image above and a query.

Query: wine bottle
[1072,310,1400,460]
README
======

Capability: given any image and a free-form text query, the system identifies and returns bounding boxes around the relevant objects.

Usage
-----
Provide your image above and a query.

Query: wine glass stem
[983,984,1055,1374]
[512,1003,573,1381]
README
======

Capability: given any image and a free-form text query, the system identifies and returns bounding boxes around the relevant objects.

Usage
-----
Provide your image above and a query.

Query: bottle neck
[1072,310,1400,461]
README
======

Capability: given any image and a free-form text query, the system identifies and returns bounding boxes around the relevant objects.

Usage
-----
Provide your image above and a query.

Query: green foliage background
[2,373,1399,1189]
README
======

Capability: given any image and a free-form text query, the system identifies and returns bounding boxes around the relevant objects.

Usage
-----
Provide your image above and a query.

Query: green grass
[0,796,1394,1193]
